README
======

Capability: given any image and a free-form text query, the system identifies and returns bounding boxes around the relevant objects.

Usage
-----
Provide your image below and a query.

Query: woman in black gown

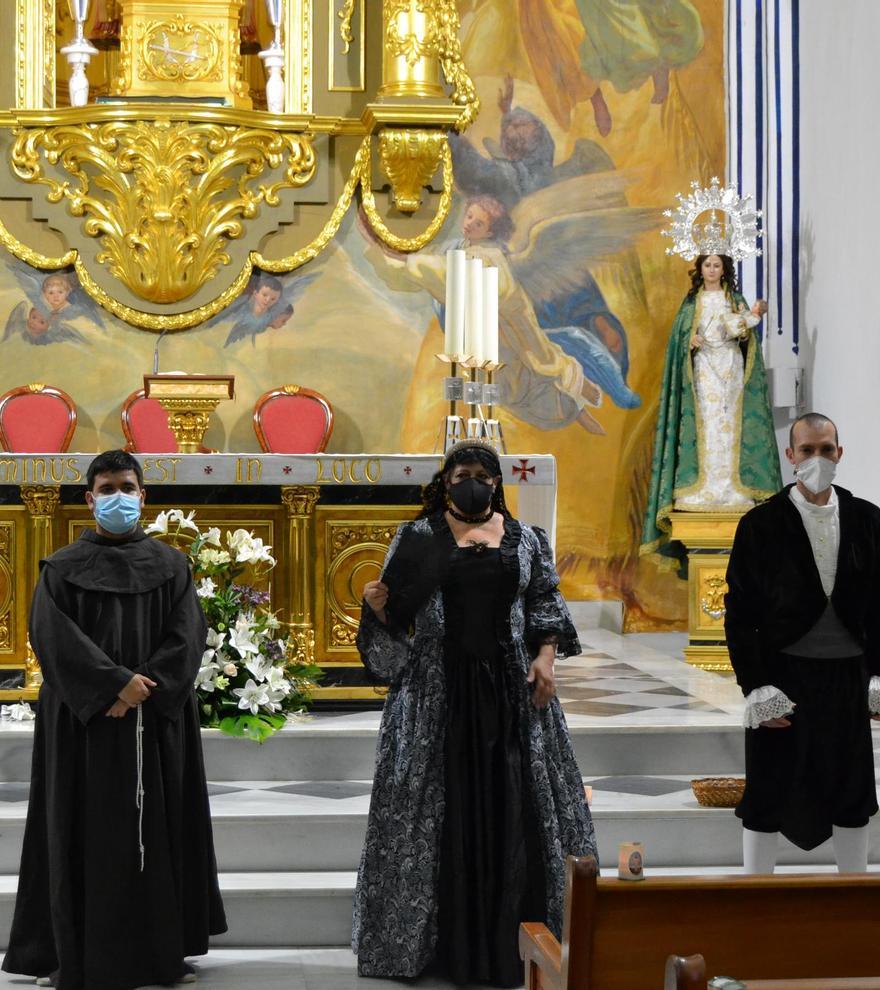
[352,440,596,987]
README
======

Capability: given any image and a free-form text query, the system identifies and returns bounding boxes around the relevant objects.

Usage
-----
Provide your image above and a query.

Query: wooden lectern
[143,374,235,454]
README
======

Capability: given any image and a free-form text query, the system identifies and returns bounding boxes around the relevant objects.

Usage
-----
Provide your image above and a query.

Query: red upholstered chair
[253,385,334,454]
[120,388,212,454]
[0,384,77,452]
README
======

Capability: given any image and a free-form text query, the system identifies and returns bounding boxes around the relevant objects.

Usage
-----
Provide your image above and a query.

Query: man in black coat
[2,450,226,989]
[725,412,880,873]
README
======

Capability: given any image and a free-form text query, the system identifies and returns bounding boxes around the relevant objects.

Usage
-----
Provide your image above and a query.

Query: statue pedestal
[144,374,235,454]
[669,511,747,674]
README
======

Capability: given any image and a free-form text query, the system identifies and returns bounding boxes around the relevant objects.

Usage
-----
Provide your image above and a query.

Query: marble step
[0,776,877,874]
[0,720,747,783]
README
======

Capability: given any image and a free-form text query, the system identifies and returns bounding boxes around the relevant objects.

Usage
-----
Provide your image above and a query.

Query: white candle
[444,249,466,357]
[464,257,484,362]
[482,265,499,364]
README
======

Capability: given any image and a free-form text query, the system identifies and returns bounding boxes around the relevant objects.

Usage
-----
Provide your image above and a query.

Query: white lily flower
[195,663,220,693]
[203,527,222,548]
[263,613,282,631]
[235,536,275,565]
[196,577,217,599]
[233,679,270,715]
[266,667,291,698]
[168,509,199,533]
[228,616,260,656]
[206,627,225,650]
[245,653,274,682]
[144,510,170,535]
[226,529,253,551]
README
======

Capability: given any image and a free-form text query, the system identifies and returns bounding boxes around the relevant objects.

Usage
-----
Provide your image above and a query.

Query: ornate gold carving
[135,16,223,84]
[281,384,302,395]
[25,639,43,688]
[699,575,728,621]
[0,522,12,651]
[434,0,480,131]
[20,485,62,517]
[281,486,321,517]
[157,399,219,454]
[378,128,446,213]
[11,119,316,304]
[26,383,46,393]
[326,523,396,645]
[330,616,357,647]
[385,0,438,67]
[288,625,316,665]
[337,0,357,54]
[359,134,453,251]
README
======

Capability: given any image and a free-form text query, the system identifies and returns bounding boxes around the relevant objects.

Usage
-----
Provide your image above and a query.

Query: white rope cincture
[136,703,145,872]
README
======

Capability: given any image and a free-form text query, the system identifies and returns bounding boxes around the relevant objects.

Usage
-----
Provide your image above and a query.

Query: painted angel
[2,263,105,347]
[361,170,660,435]
[203,271,320,347]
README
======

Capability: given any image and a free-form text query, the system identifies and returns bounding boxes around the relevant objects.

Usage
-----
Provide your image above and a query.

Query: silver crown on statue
[662,176,762,262]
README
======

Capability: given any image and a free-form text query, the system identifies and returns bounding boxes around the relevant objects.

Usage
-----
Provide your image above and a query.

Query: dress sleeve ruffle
[742,684,796,729]
[521,526,581,658]
[869,676,880,715]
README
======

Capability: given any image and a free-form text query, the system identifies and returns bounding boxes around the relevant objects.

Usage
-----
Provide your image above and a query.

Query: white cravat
[788,484,839,596]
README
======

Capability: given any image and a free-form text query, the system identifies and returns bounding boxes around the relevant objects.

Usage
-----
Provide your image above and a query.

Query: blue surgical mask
[93,492,142,534]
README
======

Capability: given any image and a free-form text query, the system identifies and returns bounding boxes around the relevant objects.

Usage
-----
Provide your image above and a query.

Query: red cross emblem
[283,466,292,475]
[512,459,536,482]
[403,466,413,476]
[203,466,213,475]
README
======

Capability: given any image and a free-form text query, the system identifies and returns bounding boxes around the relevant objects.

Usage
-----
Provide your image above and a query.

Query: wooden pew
[666,954,880,990]
[520,857,880,990]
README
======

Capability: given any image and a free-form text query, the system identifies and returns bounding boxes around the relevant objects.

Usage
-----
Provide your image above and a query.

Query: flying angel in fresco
[203,270,320,347]
[361,169,660,435]
[2,262,106,347]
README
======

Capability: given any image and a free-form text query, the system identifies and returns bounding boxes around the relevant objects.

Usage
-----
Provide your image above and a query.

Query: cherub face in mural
[268,304,294,329]
[26,307,50,339]
[42,274,72,313]
[251,282,282,315]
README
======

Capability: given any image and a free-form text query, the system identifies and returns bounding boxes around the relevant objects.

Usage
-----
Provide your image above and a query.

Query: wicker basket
[691,777,746,808]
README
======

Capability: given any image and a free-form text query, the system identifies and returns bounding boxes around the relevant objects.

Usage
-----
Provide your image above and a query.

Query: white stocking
[832,825,869,873]
[743,828,778,874]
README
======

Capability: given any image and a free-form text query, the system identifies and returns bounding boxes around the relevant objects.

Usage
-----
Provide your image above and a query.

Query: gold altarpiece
[0,0,478,328]
[0,2,482,700]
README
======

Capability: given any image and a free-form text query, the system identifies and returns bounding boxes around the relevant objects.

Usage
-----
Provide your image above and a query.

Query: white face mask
[795,455,837,495]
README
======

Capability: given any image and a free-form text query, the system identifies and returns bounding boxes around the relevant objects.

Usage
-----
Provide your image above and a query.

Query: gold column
[281,485,320,664]
[20,485,61,693]
[379,0,445,99]
[21,485,61,592]
[16,0,56,110]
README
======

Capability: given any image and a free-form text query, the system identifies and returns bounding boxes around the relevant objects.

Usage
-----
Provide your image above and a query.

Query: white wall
[795,0,880,500]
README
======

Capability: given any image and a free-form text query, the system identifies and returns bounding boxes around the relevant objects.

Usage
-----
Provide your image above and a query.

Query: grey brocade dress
[352,513,597,984]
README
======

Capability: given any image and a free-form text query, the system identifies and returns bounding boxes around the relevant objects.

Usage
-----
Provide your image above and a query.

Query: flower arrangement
[145,509,322,742]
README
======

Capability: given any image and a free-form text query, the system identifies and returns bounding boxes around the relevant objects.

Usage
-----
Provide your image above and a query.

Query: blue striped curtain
[726,0,800,361]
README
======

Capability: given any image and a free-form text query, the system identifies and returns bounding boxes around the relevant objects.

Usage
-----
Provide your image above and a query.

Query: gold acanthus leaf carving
[331,616,358,647]
[10,119,317,304]
[330,525,397,554]
[378,129,446,214]
[338,0,358,54]
[384,0,439,67]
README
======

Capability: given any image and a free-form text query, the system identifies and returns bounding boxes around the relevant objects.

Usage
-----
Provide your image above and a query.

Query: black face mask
[448,477,494,515]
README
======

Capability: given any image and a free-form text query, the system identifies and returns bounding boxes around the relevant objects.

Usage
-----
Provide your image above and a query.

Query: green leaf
[218,713,286,743]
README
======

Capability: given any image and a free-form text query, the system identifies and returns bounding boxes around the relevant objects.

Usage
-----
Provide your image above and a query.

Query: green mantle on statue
[641,289,782,554]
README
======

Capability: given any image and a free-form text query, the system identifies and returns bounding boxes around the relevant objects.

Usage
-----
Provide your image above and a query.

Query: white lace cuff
[743,685,796,729]
[869,676,880,715]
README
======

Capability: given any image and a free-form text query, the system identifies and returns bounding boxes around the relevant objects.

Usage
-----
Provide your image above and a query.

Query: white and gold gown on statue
[675,289,761,510]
